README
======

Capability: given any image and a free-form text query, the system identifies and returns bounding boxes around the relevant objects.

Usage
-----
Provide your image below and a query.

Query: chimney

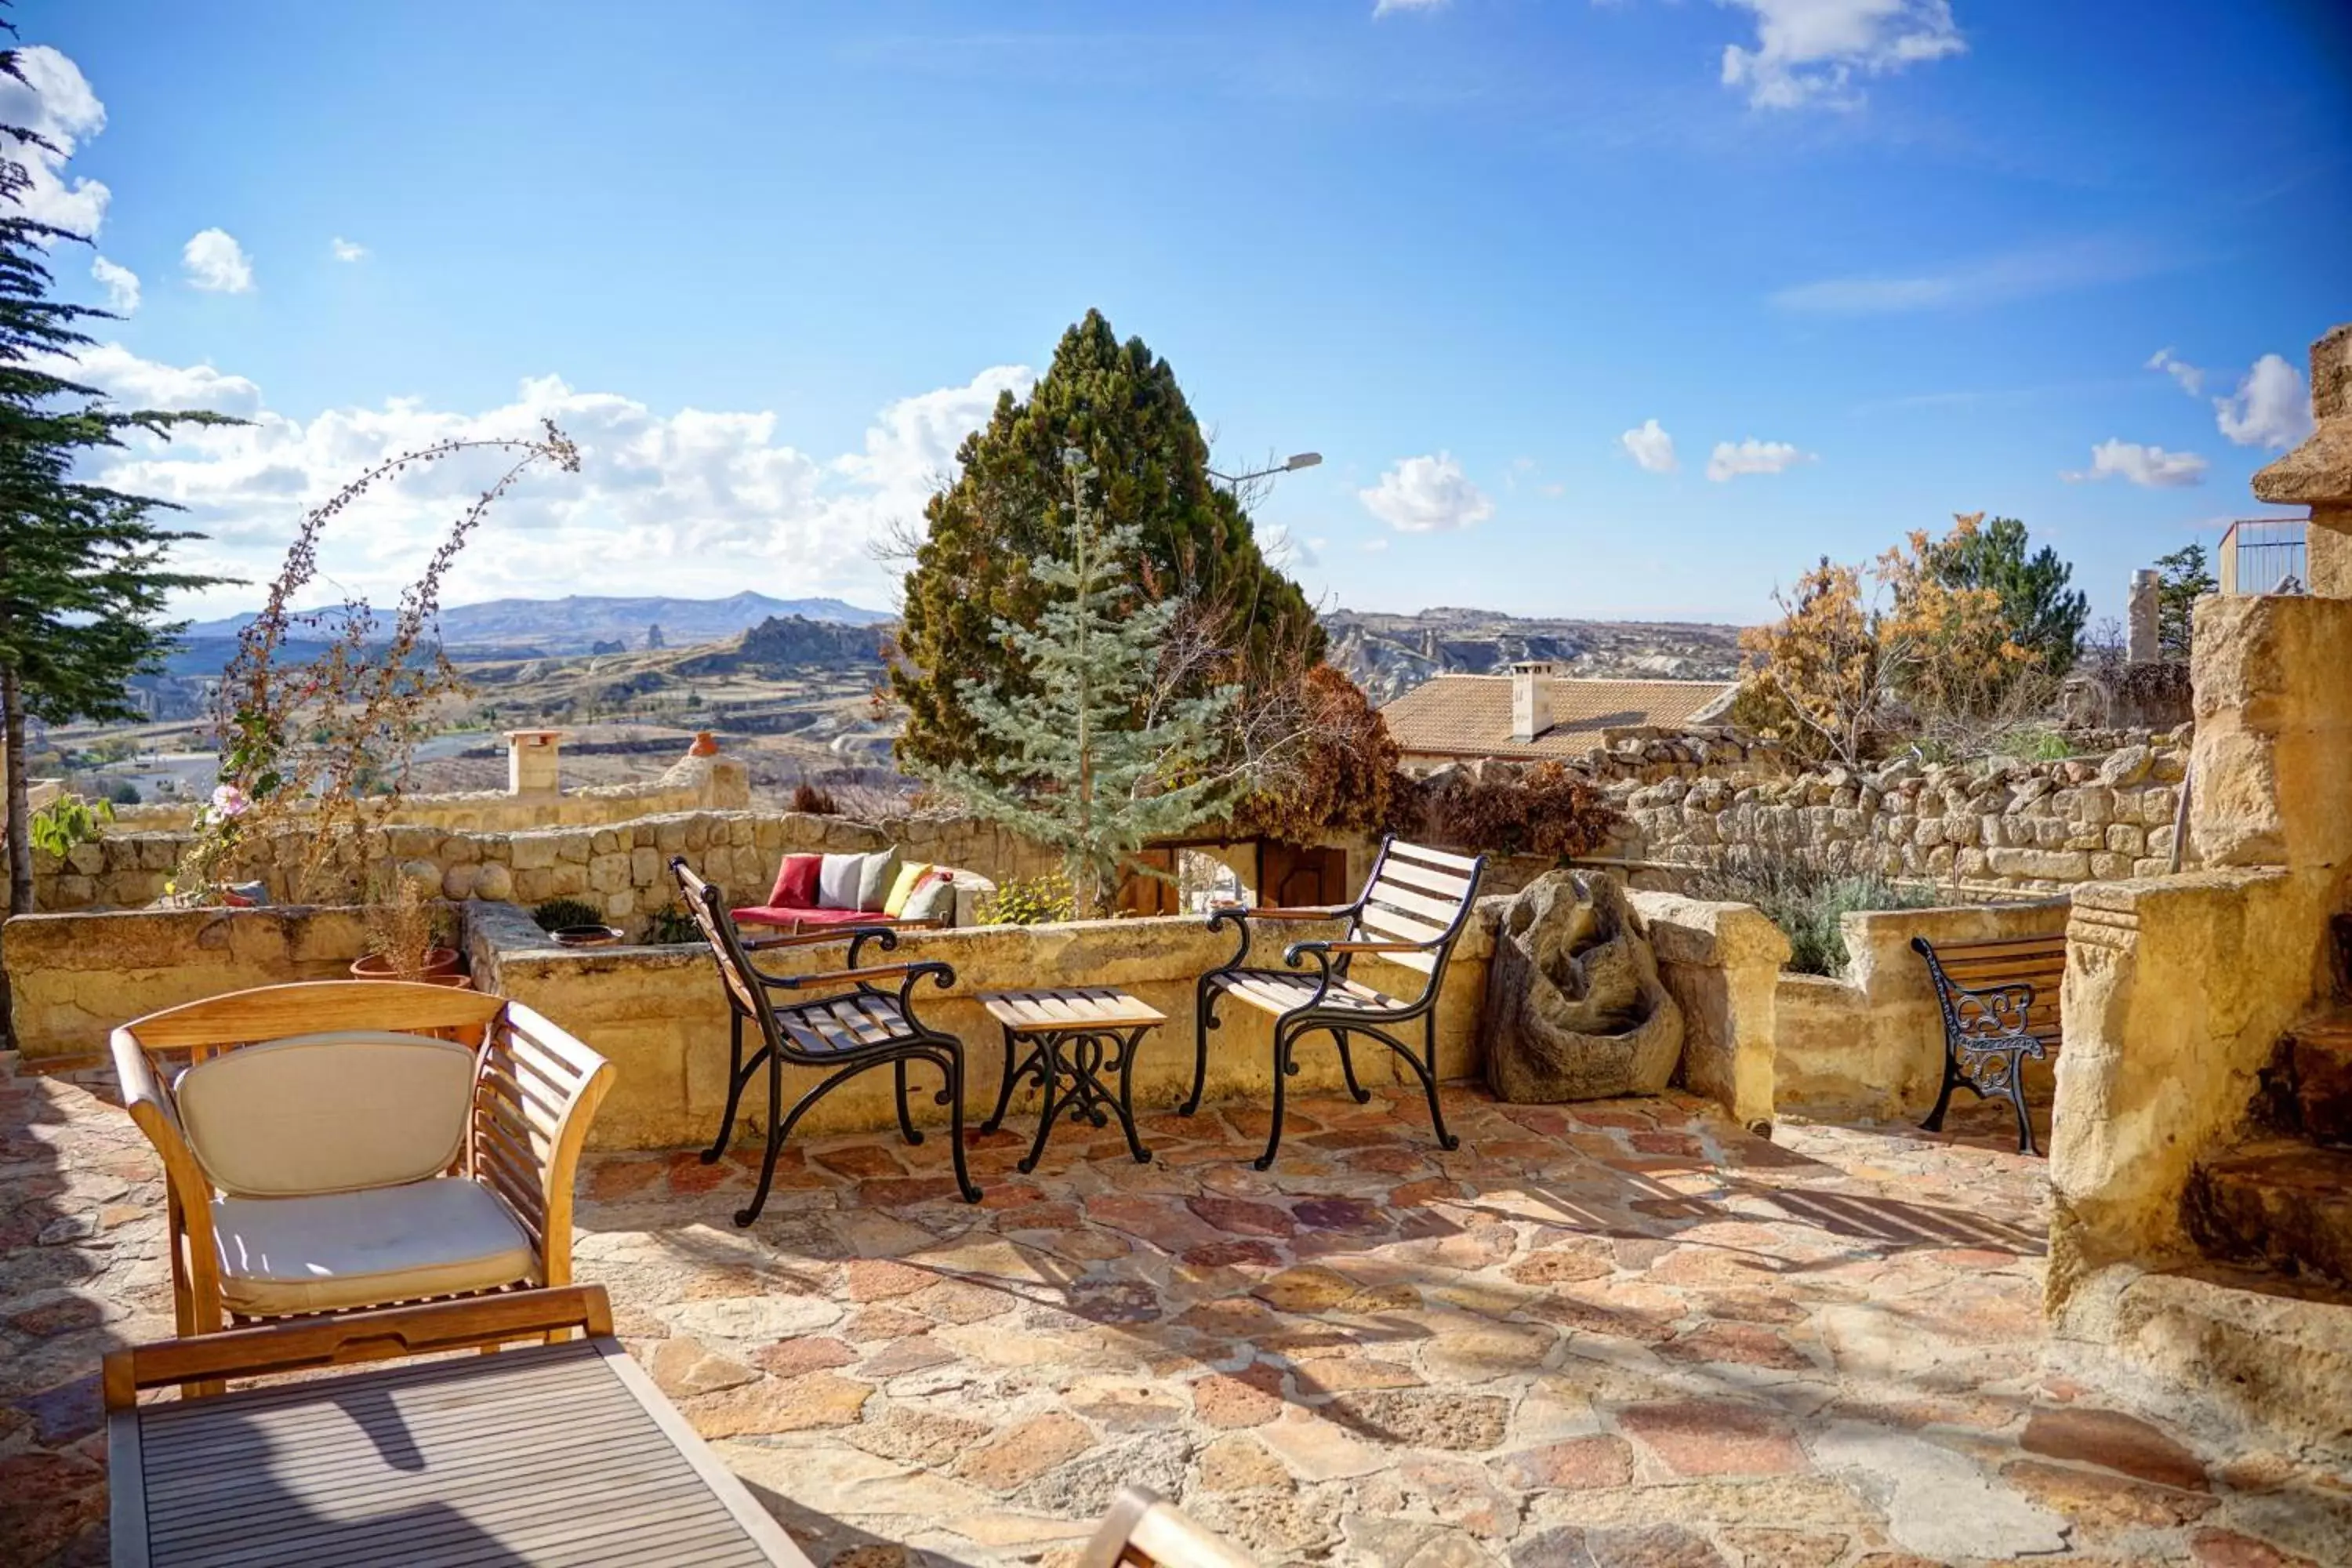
[1508,661,1555,742]
[505,729,564,797]
[2126,570,2161,663]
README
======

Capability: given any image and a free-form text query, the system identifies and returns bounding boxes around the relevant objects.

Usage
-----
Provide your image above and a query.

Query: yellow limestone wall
[1626,892,1786,1132]
[1773,899,2073,1120]
[464,900,1497,1152]
[2047,590,2352,1311]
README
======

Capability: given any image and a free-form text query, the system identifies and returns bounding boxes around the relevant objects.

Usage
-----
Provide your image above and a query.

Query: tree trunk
[1,662,26,1049]
[2,662,28,917]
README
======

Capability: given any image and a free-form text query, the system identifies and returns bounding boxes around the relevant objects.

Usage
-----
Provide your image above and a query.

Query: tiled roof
[1379,674,1737,761]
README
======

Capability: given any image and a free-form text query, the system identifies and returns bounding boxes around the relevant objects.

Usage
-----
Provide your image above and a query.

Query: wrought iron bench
[674,859,980,1224]
[1191,836,1486,1170]
[1914,931,2066,1156]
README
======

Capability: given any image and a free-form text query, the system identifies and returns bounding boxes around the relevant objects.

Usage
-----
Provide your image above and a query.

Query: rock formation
[1480,869,1684,1102]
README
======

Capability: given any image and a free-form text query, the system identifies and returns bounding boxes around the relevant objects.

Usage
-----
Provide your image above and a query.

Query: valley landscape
[52,595,1749,808]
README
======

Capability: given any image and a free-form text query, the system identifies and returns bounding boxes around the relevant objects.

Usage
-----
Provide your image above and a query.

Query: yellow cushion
[211,1178,535,1316]
[883,860,935,917]
[174,1031,477,1199]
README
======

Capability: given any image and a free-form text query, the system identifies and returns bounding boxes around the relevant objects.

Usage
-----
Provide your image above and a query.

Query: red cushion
[731,905,877,929]
[768,853,822,909]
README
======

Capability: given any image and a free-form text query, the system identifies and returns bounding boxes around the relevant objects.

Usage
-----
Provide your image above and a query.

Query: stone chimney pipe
[2126,569,2161,663]
[505,729,564,797]
[1509,661,1553,742]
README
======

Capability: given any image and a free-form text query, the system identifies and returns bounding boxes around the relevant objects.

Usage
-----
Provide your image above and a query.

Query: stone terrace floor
[5,1058,2348,1568]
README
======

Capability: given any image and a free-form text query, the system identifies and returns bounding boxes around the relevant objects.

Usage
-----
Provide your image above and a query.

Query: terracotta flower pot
[349,946,466,985]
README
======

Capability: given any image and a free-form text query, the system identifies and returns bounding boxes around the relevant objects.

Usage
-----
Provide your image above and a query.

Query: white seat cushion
[211,1178,536,1316]
[175,1030,477,1198]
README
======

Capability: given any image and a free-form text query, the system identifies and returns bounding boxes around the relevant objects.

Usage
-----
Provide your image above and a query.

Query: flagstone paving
[5,1052,2348,1566]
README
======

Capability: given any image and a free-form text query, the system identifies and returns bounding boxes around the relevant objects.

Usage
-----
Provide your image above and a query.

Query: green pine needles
[914,453,1240,918]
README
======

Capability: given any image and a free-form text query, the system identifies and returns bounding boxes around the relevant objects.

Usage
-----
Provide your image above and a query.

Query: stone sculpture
[1481,869,1685,1102]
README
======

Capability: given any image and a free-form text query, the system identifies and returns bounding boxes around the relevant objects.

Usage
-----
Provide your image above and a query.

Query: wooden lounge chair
[1190,836,1486,1170]
[110,981,612,1348]
[1079,1484,1257,1568]
[674,858,980,1224]
[105,1286,814,1566]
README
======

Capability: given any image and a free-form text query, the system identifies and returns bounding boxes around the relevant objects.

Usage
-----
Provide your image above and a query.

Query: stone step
[2190,1139,2352,1288]
[2288,1008,2352,1145]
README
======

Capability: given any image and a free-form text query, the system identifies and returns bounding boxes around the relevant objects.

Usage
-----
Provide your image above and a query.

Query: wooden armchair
[675,858,980,1225]
[110,981,612,1344]
[1192,836,1486,1169]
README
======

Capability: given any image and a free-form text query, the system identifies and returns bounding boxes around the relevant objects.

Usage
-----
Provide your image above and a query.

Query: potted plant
[352,865,464,984]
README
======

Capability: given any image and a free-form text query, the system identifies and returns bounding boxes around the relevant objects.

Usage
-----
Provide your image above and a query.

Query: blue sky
[20,0,2352,626]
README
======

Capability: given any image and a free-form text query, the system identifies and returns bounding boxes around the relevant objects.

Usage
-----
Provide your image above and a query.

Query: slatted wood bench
[1192,837,1486,1170]
[674,859,980,1225]
[1913,931,2067,1155]
[103,1287,813,1567]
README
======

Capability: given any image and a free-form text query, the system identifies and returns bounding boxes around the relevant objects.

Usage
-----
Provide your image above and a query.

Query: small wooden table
[105,1290,812,1567]
[978,987,1166,1172]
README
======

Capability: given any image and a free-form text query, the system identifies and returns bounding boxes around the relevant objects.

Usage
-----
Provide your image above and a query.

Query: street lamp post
[1206,454,1322,656]
[1207,452,1323,488]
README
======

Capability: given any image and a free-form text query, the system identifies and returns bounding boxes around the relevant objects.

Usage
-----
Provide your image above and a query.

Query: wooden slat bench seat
[104,1287,811,1567]
[1192,837,1486,1170]
[1913,931,2067,1155]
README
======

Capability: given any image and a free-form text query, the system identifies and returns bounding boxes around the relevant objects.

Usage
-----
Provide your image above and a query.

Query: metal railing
[2220,518,2307,595]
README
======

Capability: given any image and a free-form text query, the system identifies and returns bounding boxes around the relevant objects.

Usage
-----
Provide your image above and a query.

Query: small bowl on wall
[550,924,625,948]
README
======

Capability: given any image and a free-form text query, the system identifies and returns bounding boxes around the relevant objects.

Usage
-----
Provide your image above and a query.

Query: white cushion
[212,1178,535,1316]
[817,853,866,910]
[175,1031,477,1198]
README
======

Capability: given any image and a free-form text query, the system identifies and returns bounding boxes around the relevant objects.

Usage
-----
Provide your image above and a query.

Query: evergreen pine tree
[891,309,1321,779]
[911,452,1240,917]
[2154,543,2217,662]
[0,31,234,914]
[1929,514,2089,676]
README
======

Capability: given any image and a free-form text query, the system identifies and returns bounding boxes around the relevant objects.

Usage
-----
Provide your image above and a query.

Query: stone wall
[1626,892,1787,1132]
[464,899,1497,1151]
[5,905,371,1065]
[1773,898,2071,1121]
[101,750,750,837]
[30,806,1051,931]
[1603,735,2194,898]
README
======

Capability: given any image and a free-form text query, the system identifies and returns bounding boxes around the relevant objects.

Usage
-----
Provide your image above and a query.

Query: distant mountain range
[181,591,893,655]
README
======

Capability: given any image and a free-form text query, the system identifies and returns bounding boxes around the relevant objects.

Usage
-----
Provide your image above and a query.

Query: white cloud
[90,255,140,314]
[1705,438,1813,481]
[182,228,255,293]
[2145,346,2202,395]
[0,45,111,238]
[1358,453,1494,533]
[62,342,263,416]
[330,237,368,263]
[1771,239,2155,316]
[65,347,1029,606]
[1720,0,1965,110]
[2213,354,2313,451]
[1620,418,1677,474]
[2062,439,2207,488]
[1373,0,1449,14]
[1361,538,1391,554]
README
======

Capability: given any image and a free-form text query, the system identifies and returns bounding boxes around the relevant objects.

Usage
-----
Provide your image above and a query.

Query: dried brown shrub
[1406,761,1617,860]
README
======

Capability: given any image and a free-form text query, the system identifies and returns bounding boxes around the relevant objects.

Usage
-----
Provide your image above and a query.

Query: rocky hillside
[1326,608,1746,703]
[183,590,892,656]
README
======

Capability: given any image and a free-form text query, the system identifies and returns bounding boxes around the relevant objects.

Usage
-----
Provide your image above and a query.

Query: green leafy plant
[1685,846,1944,978]
[27,792,112,858]
[980,874,1077,927]
[532,897,606,932]
[644,903,699,944]
[909,452,1243,916]
[1998,728,2074,762]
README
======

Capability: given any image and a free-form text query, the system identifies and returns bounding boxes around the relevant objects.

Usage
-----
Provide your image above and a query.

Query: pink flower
[209,784,251,819]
